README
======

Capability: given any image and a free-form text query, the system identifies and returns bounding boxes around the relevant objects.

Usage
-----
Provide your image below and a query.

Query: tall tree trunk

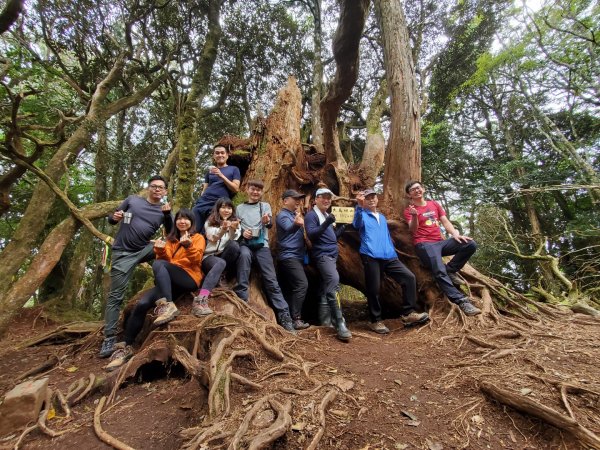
[61,229,94,308]
[359,78,387,186]
[310,0,324,153]
[0,201,118,335]
[375,0,422,210]
[174,0,224,209]
[319,0,369,194]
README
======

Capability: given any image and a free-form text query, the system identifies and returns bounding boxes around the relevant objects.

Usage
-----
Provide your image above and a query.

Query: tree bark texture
[359,78,388,187]
[174,0,224,209]
[0,0,23,34]
[309,0,324,154]
[319,0,370,193]
[375,0,422,210]
[0,201,118,335]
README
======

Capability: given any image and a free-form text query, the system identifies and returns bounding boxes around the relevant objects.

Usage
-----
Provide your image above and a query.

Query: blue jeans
[415,238,477,304]
[234,245,290,315]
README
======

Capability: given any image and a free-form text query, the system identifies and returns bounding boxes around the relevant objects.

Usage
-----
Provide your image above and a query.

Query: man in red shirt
[403,181,481,316]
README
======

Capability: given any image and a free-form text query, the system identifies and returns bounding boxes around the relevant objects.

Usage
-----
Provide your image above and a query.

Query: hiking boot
[192,295,213,317]
[327,294,352,341]
[153,298,180,325]
[278,312,297,335]
[459,301,481,316]
[293,319,310,330]
[368,321,390,334]
[98,336,117,358]
[402,311,430,326]
[317,298,333,327]
[104,343,134,372]
[447,270,465,286]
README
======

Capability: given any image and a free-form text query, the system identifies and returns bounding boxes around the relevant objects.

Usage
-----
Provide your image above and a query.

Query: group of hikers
[100,145,481,370]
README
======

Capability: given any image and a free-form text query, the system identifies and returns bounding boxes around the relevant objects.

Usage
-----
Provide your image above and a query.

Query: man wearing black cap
[276,189,310,330]
[354,188,429,334]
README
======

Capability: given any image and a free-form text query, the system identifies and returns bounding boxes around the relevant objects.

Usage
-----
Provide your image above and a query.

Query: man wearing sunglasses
[99,175,173,358]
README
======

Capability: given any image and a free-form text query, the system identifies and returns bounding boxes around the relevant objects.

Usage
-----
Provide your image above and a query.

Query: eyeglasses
[409,186,422,192]
[149,185,166,190]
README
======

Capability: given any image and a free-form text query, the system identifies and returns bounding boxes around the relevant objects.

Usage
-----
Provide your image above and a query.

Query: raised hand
[113,210,124,222]
[180,231,192,248]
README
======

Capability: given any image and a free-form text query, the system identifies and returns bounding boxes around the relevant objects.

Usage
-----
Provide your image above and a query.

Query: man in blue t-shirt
[193,145,241,233]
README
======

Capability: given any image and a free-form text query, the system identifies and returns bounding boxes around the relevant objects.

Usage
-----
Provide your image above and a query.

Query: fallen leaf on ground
[426,438,443,450]
[65,366,78,373]
[470,414,484,425]
[330,409,349,418]
[401,410,418,421]
[520,388,533,396]
[329,376,355,392]
[394,379,403,387]
[407,420,420,427]
[292,422,305,431]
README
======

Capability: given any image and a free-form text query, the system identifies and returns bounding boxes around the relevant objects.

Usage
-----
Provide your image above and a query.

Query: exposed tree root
[480,381,600,449]
[306,388,338,450]
[93,396,135,450]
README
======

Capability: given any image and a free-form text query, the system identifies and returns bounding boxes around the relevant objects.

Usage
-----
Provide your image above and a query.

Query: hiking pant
[104,244,155,338]
[415,238,477,304]
[152,260,198,302]
[277,257,308,320]
[234,245,290,315]
[361,255,417,322]
[201,240,241,292]
[314,255,340,306]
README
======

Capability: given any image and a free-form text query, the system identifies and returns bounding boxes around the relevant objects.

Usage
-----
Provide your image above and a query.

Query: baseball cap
[315,188,334,197]
[282,189,305,200]
[362,188,377,196]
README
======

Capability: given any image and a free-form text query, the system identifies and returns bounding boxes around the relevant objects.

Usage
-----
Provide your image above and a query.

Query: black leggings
[124,261,197,345]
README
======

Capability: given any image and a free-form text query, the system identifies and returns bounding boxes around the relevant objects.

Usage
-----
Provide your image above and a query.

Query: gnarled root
[480,381,600,449]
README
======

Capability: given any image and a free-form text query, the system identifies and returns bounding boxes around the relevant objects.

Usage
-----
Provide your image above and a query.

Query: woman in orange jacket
[106,209,205,371]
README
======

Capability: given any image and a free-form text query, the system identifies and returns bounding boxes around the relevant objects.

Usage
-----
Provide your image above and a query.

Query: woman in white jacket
[192,198,241,316]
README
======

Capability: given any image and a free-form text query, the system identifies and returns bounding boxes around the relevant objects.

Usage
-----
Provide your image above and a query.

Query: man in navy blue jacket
[353,189,429,334]
[276,189,310,330]
[305,187,351,341]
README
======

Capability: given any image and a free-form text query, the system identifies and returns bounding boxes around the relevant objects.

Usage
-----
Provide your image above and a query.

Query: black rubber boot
[327,292,351,342]
[317,295,333,327]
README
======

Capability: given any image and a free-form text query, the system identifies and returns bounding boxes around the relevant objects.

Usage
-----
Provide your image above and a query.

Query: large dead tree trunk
[375,0,422,209]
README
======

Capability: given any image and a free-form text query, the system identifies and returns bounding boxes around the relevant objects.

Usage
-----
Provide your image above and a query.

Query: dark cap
[282,189,305,200]
[362,188,377,197]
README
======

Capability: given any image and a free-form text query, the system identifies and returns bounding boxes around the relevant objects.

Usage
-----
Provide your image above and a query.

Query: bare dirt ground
[0,299,598,450]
